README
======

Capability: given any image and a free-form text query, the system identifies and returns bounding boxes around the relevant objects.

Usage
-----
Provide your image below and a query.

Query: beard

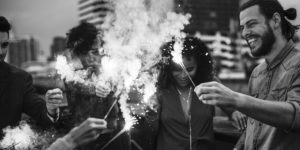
[248,24,275,57]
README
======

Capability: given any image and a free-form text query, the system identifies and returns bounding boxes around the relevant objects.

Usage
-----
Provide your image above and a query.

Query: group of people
[1,0,300,149]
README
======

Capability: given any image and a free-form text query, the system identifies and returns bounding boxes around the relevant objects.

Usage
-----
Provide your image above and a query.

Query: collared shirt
[245,40,300,150]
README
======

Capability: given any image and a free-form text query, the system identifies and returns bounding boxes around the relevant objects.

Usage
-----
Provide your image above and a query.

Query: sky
[0,0,78,60]
[0,0,299,60]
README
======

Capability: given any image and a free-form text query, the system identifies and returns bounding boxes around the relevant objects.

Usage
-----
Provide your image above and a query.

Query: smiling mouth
[247,37,258,48]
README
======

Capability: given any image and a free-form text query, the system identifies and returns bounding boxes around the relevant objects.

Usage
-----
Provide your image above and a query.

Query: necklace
[176,87,192,105]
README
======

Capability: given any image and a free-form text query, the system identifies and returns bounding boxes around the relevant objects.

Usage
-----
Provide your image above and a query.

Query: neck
[176,84,191,91]
[265,34,288,63]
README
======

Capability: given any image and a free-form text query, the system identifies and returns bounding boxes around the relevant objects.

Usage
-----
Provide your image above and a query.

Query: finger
[47,99,63,104]
[48,94,63,99]
[47,88,63,94]
[237,119,243,131]
[202,99,218,105]
[241,115,247,129]
[199,94,218,101]
[199,81,219,87]
[194,86,218,97]
[86,118,107,126]
[96,89,110,95]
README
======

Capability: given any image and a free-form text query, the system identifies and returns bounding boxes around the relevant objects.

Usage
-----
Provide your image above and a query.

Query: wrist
[234,92,246,109]
[62,134,77,149]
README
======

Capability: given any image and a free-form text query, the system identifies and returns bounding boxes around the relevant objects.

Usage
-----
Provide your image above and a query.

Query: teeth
[248,38,256,43]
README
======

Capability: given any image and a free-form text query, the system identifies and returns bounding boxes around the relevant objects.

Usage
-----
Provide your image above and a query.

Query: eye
[90,49,99,55]
[186,67,194,72]
[1,42,9,48]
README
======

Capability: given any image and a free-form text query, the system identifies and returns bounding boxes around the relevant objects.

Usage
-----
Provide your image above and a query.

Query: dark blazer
[0,62,52,134]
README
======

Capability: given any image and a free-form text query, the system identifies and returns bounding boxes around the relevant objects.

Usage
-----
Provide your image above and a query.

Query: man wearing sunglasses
[0,16,63,138]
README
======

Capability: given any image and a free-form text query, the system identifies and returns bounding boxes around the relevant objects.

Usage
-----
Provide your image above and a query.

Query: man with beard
[194,0,300,149]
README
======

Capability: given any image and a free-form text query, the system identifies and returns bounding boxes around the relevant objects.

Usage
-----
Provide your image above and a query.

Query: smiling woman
[147,36,216,150]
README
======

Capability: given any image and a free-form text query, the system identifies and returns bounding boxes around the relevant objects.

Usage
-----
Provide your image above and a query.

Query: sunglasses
[1,42,9,49]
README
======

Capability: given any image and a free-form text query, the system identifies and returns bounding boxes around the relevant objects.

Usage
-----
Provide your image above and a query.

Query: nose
[179,70,188,78]
[242,27,251,39]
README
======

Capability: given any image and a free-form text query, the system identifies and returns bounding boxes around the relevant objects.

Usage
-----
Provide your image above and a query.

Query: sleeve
[286,68,300,133]
[22,73,53,126]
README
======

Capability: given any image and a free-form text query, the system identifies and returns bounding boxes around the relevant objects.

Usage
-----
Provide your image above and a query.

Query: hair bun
[284,8,297,20]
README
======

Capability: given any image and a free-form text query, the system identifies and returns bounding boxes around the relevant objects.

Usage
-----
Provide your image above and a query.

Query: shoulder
[282,46,300,71]
[250,60,267,78]
[5,63,31,80]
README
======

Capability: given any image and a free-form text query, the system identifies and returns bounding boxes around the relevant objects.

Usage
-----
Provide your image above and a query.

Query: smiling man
[194,0,300,149]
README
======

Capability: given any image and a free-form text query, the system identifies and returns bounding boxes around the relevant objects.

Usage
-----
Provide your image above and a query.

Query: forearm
[236,93,294,130]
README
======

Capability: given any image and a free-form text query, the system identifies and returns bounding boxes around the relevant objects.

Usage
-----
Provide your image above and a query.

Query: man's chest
[250,67,295,101]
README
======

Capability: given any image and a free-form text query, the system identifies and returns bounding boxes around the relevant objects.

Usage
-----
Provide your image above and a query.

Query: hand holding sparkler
[63,118,107,148]
[95,81,111,98]
[45,88,63,117]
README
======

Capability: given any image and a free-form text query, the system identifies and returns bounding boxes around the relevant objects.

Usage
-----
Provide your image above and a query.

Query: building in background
[8,36,40,67]
[49,36,66,61]
[175,0,240,35]
[78,0,112,29]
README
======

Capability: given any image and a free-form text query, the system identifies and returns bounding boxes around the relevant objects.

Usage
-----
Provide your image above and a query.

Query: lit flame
[171,39,184,65]
[55,55,88,84]
[124,117,137,131]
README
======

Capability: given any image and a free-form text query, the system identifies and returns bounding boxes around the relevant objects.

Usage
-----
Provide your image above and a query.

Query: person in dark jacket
[148,36,216,150]
[0,16,63,138]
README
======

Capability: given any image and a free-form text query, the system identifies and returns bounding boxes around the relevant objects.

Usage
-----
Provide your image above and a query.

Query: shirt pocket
[270,87,287,101]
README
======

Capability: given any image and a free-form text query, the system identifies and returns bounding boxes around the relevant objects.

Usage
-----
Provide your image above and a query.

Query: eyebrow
[240,19,257,27]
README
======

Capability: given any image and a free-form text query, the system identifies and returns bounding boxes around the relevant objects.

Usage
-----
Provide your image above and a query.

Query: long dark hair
[240,0,299,40]
[156,36,214,90]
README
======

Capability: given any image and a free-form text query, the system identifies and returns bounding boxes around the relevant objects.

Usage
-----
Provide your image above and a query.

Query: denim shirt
[244,41,300,150]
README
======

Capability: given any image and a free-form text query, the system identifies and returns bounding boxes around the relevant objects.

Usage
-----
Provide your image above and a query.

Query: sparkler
[103,100,118,120]
[171,40,196,87]
[100,118,136,150]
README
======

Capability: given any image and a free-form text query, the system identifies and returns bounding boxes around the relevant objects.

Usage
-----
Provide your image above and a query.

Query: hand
[45,88,63,116]
[194,81,239,108]
[148,94,159,112]
[231,111,247,131]
[64,118,107,147]
[95,82,111,98]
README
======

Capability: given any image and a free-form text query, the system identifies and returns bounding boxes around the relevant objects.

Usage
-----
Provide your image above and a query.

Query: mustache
[245,34,259,40]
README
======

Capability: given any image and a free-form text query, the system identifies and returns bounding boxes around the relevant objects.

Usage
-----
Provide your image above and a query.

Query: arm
[22,74,53,126]
[47,118,107,150]
[195,79,300,133]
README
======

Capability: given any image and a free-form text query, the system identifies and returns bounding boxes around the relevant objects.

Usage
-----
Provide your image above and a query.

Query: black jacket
[0,62,52,136]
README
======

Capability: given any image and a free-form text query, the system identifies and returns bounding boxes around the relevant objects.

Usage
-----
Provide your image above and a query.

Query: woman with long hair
[150,36,215,150]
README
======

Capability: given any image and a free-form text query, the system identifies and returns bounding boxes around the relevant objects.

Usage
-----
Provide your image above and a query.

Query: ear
[271,12,282,29]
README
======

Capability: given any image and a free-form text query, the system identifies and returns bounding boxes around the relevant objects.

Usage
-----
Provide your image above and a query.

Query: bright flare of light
[55,55,87,84]
[124,117,137,131]
[171,39,184,65]
[0,123,37,150]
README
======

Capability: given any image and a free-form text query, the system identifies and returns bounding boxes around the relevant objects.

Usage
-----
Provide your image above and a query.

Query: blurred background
[0,0,299,149]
